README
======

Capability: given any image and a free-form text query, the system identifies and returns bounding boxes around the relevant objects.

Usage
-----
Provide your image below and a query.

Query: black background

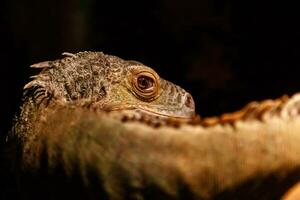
[1,0,300,137]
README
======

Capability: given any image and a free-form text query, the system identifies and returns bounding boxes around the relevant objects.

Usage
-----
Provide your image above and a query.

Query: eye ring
[131,69,160,101]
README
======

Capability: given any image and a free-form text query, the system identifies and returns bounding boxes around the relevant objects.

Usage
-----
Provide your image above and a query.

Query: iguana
[19,51,195,124]
[7,52,300,200]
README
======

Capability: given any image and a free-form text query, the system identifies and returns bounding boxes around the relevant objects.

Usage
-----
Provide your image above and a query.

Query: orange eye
[131,69,160,101]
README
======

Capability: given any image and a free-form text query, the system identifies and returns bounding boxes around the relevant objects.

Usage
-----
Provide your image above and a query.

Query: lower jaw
[109,107,194,124]
[104,103,194,120]
[134,108,194,120]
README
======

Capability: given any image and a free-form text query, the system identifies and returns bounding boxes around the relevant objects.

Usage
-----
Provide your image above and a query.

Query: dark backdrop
[1,0,300,137]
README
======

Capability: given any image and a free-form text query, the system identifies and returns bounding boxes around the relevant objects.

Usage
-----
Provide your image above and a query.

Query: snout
[185,93,195,110]
[181,93,196,118]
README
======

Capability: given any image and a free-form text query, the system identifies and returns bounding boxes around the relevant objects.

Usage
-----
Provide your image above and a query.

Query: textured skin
[21,51,195,122]
[10,92,300,200]
[199,94,292,126]
[9,51,300,200]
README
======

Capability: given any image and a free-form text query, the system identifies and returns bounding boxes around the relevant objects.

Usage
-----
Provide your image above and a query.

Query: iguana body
[9,52,300,200]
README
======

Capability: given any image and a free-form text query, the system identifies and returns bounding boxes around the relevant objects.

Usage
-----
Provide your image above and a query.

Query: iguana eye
[131,69,160,101]
[137,76,154,90]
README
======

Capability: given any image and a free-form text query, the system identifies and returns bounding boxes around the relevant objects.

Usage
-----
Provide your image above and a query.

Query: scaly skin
[11,92,300,200]
[13,51,196,143]
[21,51,195,121]
[9,51,300,200]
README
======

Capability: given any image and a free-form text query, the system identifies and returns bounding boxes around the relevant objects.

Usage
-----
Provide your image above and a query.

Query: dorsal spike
[30,61,51,69]
[62,52,77,58]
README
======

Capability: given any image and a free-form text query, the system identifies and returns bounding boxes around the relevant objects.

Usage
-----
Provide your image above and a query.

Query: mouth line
[107,104,194,119]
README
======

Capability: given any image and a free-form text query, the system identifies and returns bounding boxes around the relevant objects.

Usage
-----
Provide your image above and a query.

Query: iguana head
[24,52,195,119]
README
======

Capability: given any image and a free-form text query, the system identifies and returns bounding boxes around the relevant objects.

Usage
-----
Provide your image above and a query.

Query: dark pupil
[137,76,153,89]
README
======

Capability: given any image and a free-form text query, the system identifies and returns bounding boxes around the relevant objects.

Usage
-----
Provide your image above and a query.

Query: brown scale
[197,95,290,127]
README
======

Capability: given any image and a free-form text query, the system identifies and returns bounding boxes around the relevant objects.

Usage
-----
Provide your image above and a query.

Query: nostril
[185,94,195,109]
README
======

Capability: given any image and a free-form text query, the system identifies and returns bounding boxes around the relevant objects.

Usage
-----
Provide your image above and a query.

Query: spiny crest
[200,93,300,127]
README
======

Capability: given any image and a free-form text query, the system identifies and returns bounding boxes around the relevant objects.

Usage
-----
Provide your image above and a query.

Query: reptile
[7,51,300,200]
[19,51,195,125]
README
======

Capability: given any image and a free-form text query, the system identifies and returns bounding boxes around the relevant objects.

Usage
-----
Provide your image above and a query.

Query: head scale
[24,51,195,119]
